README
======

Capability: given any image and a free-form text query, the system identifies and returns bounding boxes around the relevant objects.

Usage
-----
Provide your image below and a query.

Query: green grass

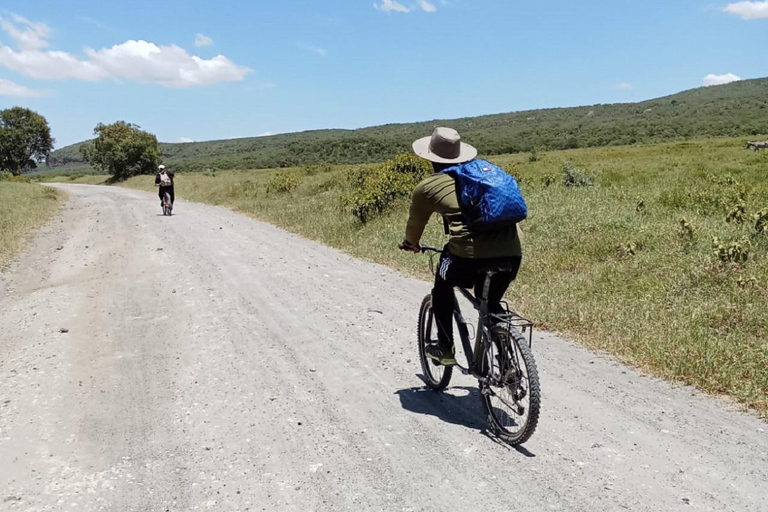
[115,136,768,415]
[0,181,65,268]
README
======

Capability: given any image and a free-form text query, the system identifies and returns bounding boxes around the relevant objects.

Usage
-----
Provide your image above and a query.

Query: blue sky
[0,0,766,148]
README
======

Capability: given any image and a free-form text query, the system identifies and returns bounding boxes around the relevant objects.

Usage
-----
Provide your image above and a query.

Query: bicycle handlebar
[398,243,441,254]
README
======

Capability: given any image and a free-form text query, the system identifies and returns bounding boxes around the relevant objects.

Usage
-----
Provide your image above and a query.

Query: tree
[80,121,160,181]
[0,107,54,176]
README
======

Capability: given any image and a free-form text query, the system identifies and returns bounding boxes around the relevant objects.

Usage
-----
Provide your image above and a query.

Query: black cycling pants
[432,248,521,347]
[158,186,175,205]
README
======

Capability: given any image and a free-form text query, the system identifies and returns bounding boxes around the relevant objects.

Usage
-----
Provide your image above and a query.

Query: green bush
[267,171,301,194]
[343,153,431,223]
[562,161,596,187]
[712,236,750,264]
[0,171,11,181]
[726,201,747,224]
[303,163,333,176]
[386,153,432,179]
[754,208,768,235]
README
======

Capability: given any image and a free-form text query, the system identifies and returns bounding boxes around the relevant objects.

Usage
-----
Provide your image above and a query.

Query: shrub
[202,168,217,177]
[0,171,11,181]
[726,201,747,224]
[343,153,430,224]
[543,173,556,187]
[678,217,695,241]
[267,171,301,194]
[528,147,540,162]
[345,167,415,223]
[562,161,596,187]
[386,153,432,180]
[68,173,85,181]
[754,208,768,235]
[712,236,750,264]
[303,163,333,176]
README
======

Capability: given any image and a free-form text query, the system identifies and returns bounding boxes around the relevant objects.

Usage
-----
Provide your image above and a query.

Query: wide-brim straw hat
[412,127,477,164]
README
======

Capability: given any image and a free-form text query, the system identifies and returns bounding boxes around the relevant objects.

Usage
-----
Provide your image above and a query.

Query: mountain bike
[412,245,540,445]
[162,191,173,216]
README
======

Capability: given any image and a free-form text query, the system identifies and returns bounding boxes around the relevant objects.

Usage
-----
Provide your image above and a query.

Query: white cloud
[0,77,45,97]
[0,14,49,51]
[374,0,411,13]
[0,14,251,88]
[178,137,194,143]
[614,82,633,90]
[194,33,213,47]
[298,42,326,56]
[703,73,742,86]
[258,132,272,137]
[723,1,768,19]
[419,1,437,12]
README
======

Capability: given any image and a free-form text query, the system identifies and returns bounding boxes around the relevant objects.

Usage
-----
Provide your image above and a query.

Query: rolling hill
[47,77,768,173]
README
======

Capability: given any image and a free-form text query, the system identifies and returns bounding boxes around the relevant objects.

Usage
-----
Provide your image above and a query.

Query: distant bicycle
[411,245,540,445]
[161,191,173,216]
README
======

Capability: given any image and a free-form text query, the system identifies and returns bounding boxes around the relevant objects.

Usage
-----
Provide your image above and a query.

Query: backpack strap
[442,215,450,235]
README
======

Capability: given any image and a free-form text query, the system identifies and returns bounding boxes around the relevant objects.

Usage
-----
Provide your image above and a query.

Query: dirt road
[1,184,766,512]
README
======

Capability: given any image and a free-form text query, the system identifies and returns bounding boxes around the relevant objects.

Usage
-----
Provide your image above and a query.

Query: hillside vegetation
[114,136,768,415]
[47,78,768,174]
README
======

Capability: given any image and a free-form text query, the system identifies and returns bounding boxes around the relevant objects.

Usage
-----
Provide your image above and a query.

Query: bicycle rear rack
[492,301,534,348]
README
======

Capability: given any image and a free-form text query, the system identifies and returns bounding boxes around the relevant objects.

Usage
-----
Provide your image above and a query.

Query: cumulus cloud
[723,1,768,19]
[0,14,251,88]
[614,82,633,90]
[0,77,45,97]
[374,0,411,13]
[178,137,194,143]
[194,33,213,47]
[703,73,742,86]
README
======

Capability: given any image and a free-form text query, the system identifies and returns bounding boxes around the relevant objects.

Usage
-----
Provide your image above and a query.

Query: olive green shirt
[405,173,522,259]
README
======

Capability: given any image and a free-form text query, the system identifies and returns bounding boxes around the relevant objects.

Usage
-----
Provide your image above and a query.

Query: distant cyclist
[154,164,175,209]
[400,127,523,366]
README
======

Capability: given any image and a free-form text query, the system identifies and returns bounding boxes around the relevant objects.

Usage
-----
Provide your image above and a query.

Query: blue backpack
[440,159,527,232]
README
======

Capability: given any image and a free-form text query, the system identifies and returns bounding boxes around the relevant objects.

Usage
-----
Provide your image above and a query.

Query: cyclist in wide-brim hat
[401,127,523,366]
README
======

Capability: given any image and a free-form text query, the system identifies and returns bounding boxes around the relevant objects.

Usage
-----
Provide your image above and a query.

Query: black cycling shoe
[425,344,457,366]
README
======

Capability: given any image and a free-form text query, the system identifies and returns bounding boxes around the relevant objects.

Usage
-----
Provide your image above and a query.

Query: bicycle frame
[420,245,534,379]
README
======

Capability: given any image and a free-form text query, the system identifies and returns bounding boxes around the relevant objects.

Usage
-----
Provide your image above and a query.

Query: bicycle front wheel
[417,294,452,391]
[480,325,540,445]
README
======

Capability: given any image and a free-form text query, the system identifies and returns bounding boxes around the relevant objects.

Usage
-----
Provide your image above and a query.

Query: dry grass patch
[0,182,65,268]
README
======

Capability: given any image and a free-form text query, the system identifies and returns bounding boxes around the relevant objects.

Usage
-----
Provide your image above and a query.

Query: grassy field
[0,181,65,268]
[114,136,768,415]
[40,174,110,185]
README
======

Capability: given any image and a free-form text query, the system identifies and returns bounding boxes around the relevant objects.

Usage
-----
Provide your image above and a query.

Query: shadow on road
[395,383,536,457]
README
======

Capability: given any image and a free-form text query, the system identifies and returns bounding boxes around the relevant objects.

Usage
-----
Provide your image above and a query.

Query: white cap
[158,164,166,170]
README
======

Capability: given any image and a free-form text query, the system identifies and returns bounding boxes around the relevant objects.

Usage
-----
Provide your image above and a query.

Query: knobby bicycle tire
[480,325,540,445]
[417,294,452,391]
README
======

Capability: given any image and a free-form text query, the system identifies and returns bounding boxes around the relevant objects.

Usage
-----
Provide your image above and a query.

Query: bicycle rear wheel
[417,294,452,391]
[480,325,540,445]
